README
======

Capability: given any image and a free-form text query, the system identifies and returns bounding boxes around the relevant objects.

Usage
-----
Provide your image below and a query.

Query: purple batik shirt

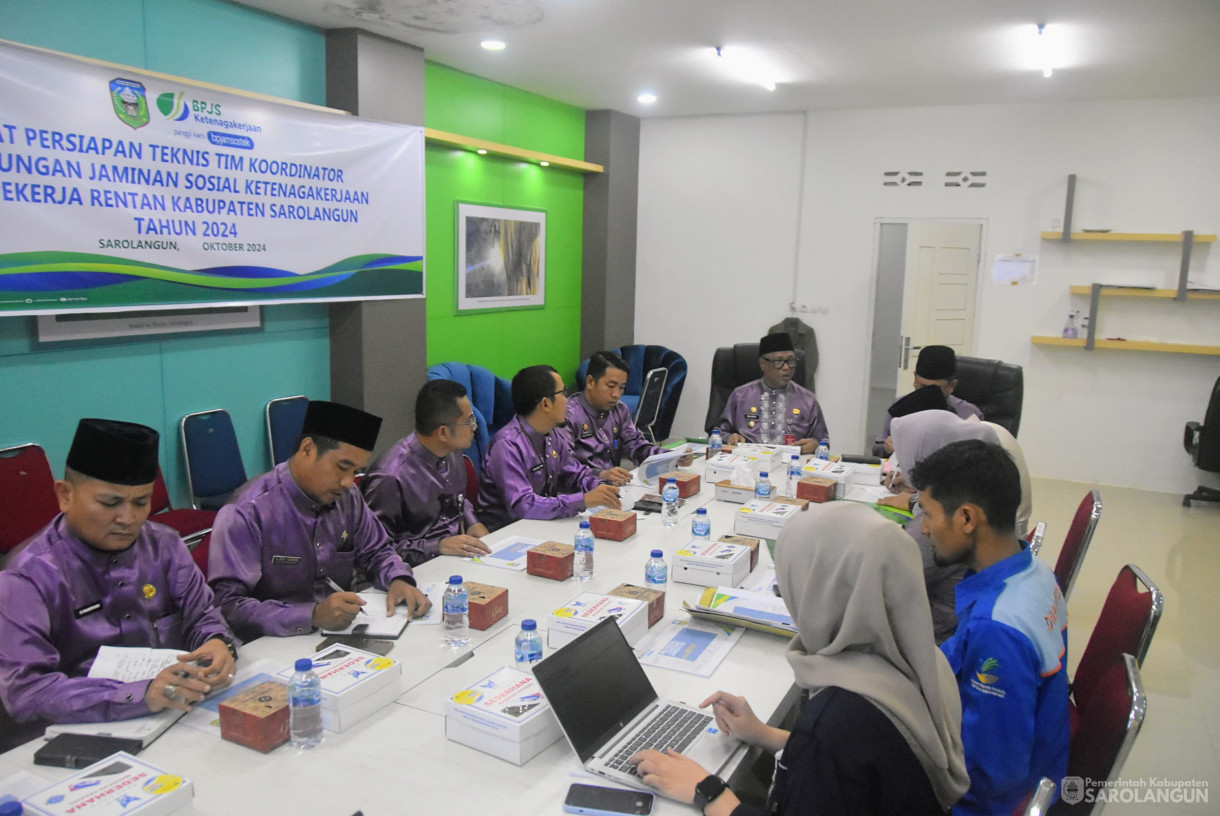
[0,516,233,724]
[565,392,662,472]
[361,433,479,566]
[208,461,413,641]
[715,380,829,445]
[880,394,983,441]
[477,416,603,531]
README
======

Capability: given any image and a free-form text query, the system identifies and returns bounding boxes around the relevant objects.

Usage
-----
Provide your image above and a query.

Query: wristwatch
[693,774,729,811]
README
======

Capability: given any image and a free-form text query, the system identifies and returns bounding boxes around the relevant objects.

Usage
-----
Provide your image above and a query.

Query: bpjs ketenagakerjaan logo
[155,92,223,122]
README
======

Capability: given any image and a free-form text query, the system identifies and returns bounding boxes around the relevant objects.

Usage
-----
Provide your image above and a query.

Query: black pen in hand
[324,575,367,615]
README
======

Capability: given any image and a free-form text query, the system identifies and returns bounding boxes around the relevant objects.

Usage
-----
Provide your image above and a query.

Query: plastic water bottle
[645,549,668,587]
[574,521,595,581]
[708,428,723,458]
[662,478,680,526]
[755,471,772,500]
[787,454,802,497]
[443,575,471,647]
[815,441,830,461]
[289,657,323,749]
[692,507,710,538]
[514,619,543,667]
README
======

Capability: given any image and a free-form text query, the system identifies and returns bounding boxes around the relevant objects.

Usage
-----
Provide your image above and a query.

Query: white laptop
[533,617,738,791]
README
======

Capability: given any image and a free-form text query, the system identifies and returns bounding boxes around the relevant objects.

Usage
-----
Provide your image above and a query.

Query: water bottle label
[443,594,467,615]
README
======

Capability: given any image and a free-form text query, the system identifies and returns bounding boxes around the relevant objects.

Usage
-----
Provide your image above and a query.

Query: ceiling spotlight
[476,149,488,155]
[481,40,506,51]
[1037,24,1053,78]
[714,46,778,92]
[637,93,657,105]
[540,161,550,167]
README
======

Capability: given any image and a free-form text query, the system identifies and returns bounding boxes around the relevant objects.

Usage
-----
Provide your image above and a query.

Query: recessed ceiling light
[637,93,657,105]
[540,161,550,167]
[481,40,506,51]
[476,149,488,155]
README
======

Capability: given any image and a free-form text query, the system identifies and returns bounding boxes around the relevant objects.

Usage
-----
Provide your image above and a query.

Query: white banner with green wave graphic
[0,40,424,315]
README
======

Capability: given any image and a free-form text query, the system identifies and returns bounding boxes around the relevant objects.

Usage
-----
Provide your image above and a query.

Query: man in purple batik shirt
[565,350,693,479]
[362,380,493,567]
[478,365,623,531]
[715,332,830,454]
[0,419,237,740]
[208,400,430,642]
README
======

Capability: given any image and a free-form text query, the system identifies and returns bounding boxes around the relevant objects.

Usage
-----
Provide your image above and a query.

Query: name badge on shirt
[271,555,302,565]
[580,426,594,439]
[530,462,546,473]
[744,412,760,421]
[74,601,102,619]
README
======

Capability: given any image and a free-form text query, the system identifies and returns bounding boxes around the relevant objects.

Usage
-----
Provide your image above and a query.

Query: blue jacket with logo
[941,547,1070,816]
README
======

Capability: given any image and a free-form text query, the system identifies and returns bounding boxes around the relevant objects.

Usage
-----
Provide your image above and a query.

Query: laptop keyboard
[605,705,713,776]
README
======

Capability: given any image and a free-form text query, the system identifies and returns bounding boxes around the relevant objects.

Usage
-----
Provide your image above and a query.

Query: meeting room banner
[0,41,425,315]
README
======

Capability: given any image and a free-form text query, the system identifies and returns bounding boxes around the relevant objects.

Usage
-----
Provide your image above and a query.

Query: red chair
[1050,654,1146,815]
[0,443,60,554]
[1072,565,1163,724]
[150,467,216,548]
[1015,777,1057,816]
[1055,490,1103,600]
[190,532,212,579]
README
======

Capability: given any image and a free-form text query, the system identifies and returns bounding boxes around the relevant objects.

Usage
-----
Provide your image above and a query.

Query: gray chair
[1183,375,1220,507]
[954,355,1024,437]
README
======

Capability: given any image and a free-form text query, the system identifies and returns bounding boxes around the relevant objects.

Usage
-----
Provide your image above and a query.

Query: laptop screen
[534,617,658,764]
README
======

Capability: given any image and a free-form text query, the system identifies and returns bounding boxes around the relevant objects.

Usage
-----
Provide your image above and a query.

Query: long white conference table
[0,463,803,815]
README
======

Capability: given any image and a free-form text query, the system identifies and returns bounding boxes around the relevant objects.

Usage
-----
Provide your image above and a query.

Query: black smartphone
[563,784,655,816]
[34,733,144,768]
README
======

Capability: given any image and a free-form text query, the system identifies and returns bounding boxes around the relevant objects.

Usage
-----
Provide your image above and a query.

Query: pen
[324,575,366,615]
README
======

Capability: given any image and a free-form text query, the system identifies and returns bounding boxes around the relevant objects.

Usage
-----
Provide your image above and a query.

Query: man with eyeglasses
[362,380,493,566]
[478,365,623,531]
[714,332,829,453]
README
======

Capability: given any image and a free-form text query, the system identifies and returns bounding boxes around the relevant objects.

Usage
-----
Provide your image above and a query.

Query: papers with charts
[685,587,797,637]
[321,590,410,638]
[469,535,539,571]
[635,616,744,677]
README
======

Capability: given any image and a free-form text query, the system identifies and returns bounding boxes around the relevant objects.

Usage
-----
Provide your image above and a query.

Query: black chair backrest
[703,343,808,433]
[635,368,669,443]
[1194,375,1220,473]
[953,355,1024,437]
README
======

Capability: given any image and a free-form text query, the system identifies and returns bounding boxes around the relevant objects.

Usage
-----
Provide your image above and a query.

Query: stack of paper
[684,587,796,637]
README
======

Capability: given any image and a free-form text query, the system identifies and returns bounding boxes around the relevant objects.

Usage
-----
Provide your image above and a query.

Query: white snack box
[548,592,648,650]
[801,459,852,497]
[446,666,562,765]
[734,500,804,540]
[730,444,781,469]
[705,452,755,486]
[673,539,753,588]
[714,480,757,504]
[275,644,402,733]
[23,752,192,816]
[838,459,883,486]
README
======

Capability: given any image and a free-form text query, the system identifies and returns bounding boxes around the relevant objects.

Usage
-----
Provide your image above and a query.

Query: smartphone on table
[563,783,655,816]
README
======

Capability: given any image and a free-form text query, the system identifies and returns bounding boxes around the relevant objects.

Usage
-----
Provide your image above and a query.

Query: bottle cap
[449,575,463,585]
[522,619,537,631]
[295,658,313,672]
[696,508,707,515]
[0,799,23,816]
[651,549,663,558]
[579,520,591,529]
[667,477,676,484]
[791,454,799,460]
[760,471,769,478]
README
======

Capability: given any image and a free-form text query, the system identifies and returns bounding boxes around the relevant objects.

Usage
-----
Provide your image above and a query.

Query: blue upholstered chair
[576,345,687,441]
[427,362,515,471]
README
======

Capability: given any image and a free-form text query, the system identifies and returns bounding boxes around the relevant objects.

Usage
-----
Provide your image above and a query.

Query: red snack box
[219,680,290,753]
[526,541,574,581]
[609,583,665,628]
[589,509,637,541]
[797,477,836,503]
[660,471,701,498]
[718,534,762,571]
[467,582,509,631]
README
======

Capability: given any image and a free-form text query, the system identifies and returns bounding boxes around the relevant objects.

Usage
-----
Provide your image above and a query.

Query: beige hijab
[775,502,970,811]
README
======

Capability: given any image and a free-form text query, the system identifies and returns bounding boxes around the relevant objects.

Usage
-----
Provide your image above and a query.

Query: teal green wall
[0,0,331,506]
[425,63,586,384]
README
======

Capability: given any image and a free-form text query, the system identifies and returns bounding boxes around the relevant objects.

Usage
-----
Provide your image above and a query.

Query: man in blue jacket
[910,439,1069,816]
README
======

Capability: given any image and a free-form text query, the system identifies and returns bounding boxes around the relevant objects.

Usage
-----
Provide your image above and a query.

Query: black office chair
[635,367,669,444]
[954,355,1024,437]
[1183,375,1220,508]
[703,343,808,433]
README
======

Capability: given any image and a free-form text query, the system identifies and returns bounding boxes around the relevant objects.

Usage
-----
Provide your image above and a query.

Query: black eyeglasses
[761,356,797,369]
[450,415,478,429]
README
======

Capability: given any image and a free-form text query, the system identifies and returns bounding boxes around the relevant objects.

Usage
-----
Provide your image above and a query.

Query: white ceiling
[234,0,1220,117]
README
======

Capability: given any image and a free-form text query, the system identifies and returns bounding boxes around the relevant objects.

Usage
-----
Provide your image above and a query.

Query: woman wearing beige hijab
[632,502,969,816]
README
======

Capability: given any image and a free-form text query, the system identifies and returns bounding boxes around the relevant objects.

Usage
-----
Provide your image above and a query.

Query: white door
[896,221,982,393]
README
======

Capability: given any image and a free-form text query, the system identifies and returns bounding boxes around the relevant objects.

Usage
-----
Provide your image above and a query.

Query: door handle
[901,337,910,370]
